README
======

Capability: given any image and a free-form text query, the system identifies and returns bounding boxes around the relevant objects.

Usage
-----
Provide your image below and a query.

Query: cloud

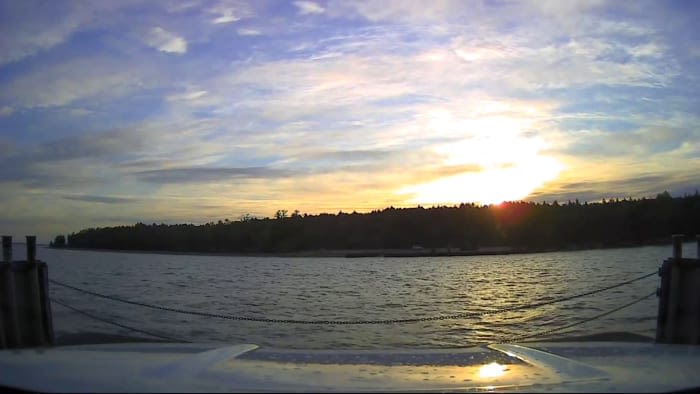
[208,1,254,24]
[211,26,671,133]
[0,106,14,116]
[302,149,400,162]
[0,139,13,156]
[117,159,172,170]
[0,1,95,65]
[531,172,700,203]
[237,28,262,36]
[212,10,241,24]
[145,27,187,54]
[33,129,146,162]
[0,55,159,108]
[294,1,325,15]
[69,108,92,117]
[62,195,139,204]
[132,166,295,184]
[0,126,149,188]
[559,113,698,159]
[167,90,208,101]
[327,0,458,22]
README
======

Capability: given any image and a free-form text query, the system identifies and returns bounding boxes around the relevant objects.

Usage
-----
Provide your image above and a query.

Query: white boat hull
[1,341,699,392]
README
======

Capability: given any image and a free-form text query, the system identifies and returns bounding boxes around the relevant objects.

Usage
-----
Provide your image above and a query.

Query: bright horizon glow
[398,114,564,205]
[399,155,564,206]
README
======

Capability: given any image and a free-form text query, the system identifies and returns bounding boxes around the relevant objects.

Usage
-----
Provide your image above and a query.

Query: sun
[398,156,562,206]
[397,122,564,206]
[396,105,565,206]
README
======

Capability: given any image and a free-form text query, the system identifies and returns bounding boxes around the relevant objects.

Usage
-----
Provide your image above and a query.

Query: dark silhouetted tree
[60,193,700,255]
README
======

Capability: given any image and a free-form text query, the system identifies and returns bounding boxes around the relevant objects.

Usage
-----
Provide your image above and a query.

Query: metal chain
[48,271,656,325]
[453,290,657,349]
[53,291,655,347]
[504,290,657,343]
[52,298,188,343]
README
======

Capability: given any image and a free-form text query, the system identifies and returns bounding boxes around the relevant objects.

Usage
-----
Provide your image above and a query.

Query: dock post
[26,236,36,262]
[0,237,19,348]
[656,234,700,344]
[0,236,54,349]
[672,234,683,260]
[2,236,11,262]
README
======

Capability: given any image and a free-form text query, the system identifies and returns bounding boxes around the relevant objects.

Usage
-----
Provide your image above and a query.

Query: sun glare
[398,113,564,206]
[399,155,562,206]
[478,362,507,379]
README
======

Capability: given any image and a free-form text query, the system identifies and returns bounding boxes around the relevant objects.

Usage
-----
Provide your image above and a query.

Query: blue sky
[1,0,699,241]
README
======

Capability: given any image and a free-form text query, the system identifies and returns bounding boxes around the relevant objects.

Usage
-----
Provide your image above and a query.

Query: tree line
[51,191,700,254]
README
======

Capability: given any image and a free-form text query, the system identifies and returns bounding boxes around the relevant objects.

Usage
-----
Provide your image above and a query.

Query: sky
[1,0,699,242]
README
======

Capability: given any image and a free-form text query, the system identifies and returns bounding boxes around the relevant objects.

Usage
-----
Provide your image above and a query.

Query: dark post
[2,236,11,263]
[0,235,54,349]
[1,236,19,347]
[697,234,699,259]
[672,234,683,260]
[656,234,700,344]
[26,236,36,263]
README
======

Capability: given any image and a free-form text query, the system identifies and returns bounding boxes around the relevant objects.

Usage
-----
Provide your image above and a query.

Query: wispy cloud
[132,166,295,184]
[0,0,96,65]
[294,1,325,15]
[208,1,253,24]
[327,0,458,22]
[32,129,147,162]
[145,27,187,54]
[0,106,14,116]
[529,172,700,203]
[62,195,140,204]
[167,90,208,101]
[237,28,262,36]
[212,10,241,24]
[0,55,160,108]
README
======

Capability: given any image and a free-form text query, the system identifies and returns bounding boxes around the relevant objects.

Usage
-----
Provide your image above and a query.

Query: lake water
[20,243,697,349]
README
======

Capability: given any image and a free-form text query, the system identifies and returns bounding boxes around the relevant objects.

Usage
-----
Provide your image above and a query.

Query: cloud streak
[146,27,187,54]
[132,166,295,184]
[294,1,325,15]
[62,195,140,204]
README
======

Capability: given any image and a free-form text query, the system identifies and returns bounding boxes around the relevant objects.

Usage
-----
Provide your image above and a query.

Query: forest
[52,191,700,255]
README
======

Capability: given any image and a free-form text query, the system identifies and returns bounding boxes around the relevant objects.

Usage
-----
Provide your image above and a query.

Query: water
[22,243,696,349]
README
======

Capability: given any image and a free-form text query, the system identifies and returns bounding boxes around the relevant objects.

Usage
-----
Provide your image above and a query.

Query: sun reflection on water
[479,362,507,379]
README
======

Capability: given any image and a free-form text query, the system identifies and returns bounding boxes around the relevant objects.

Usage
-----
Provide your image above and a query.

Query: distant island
[51,191,700,257]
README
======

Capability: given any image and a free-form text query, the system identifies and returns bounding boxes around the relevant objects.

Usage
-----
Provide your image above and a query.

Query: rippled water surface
[25,243,695,349]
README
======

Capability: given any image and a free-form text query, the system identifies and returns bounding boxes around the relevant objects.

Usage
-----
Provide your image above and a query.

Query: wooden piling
[26,235,36,262]
[2,236,11,262]
[656,234,700,344]
[0,237,54,349]
[0,237,20,348]
[672,234,683,260]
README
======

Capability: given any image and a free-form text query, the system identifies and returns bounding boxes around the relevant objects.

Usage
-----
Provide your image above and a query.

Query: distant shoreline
[47,239,678,259]
[48,246,522,258]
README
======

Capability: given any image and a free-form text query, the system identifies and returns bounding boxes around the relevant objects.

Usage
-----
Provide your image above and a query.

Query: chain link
[503,290,656,343]
[49,271,656,325]
[52,298,188,343]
